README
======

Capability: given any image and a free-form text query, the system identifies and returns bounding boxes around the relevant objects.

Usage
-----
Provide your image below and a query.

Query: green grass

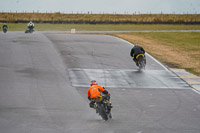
[132,32,200,51]
[1,23,200,31]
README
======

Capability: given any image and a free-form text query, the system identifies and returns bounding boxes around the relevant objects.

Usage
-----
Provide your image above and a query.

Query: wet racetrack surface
[0,31,200,133]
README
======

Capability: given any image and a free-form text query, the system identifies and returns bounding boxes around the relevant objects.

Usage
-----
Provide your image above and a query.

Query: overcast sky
[0,0,199,14]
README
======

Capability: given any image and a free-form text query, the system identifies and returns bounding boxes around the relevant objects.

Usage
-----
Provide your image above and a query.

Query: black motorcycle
[3,27,7,33]
[136,54,146,71]
[93,94,112,121]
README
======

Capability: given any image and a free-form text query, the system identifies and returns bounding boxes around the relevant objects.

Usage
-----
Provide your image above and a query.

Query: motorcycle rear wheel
[108,113,112,119]
[138,56,145,70]
[98,104,108,121]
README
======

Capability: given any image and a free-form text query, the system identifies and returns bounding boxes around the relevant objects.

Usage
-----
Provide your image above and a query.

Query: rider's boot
[93,103,99,113]
[106,100,113,108]
[94,103,97,109]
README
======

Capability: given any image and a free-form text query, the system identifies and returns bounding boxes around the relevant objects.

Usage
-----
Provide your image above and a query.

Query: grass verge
[112,32,200,76]
[1,23,200,31]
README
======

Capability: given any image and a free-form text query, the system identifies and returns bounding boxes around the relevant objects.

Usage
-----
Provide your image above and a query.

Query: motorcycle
[136,54,146,71]
[25,26,34,33]
[3,27,7,33]
[93,93,112,121]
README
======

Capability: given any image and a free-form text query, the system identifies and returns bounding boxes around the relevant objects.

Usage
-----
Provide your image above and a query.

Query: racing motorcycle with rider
[25,21,34,33]
[130,44,146,70]
[87,80,112,121]
[2,23,8,33]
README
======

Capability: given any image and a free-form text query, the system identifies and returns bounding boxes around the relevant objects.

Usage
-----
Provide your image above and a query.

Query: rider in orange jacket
[87,80,110,108]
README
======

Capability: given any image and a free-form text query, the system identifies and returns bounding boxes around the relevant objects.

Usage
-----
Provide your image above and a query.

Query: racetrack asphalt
[0,31,200,133]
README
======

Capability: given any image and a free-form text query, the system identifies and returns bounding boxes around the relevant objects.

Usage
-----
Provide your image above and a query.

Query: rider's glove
[103,90,108,94]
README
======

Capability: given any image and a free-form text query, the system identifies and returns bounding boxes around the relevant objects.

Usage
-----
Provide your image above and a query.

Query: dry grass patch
[1,13,200,23]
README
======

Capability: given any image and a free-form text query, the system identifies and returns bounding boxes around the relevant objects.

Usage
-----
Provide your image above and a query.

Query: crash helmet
[91,80,97,86]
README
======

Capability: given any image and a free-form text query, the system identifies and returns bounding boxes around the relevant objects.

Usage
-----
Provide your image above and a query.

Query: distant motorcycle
[25,26,34,33]
[136,54,146,71]
[3,27,7,33]
[93,93,112,121]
